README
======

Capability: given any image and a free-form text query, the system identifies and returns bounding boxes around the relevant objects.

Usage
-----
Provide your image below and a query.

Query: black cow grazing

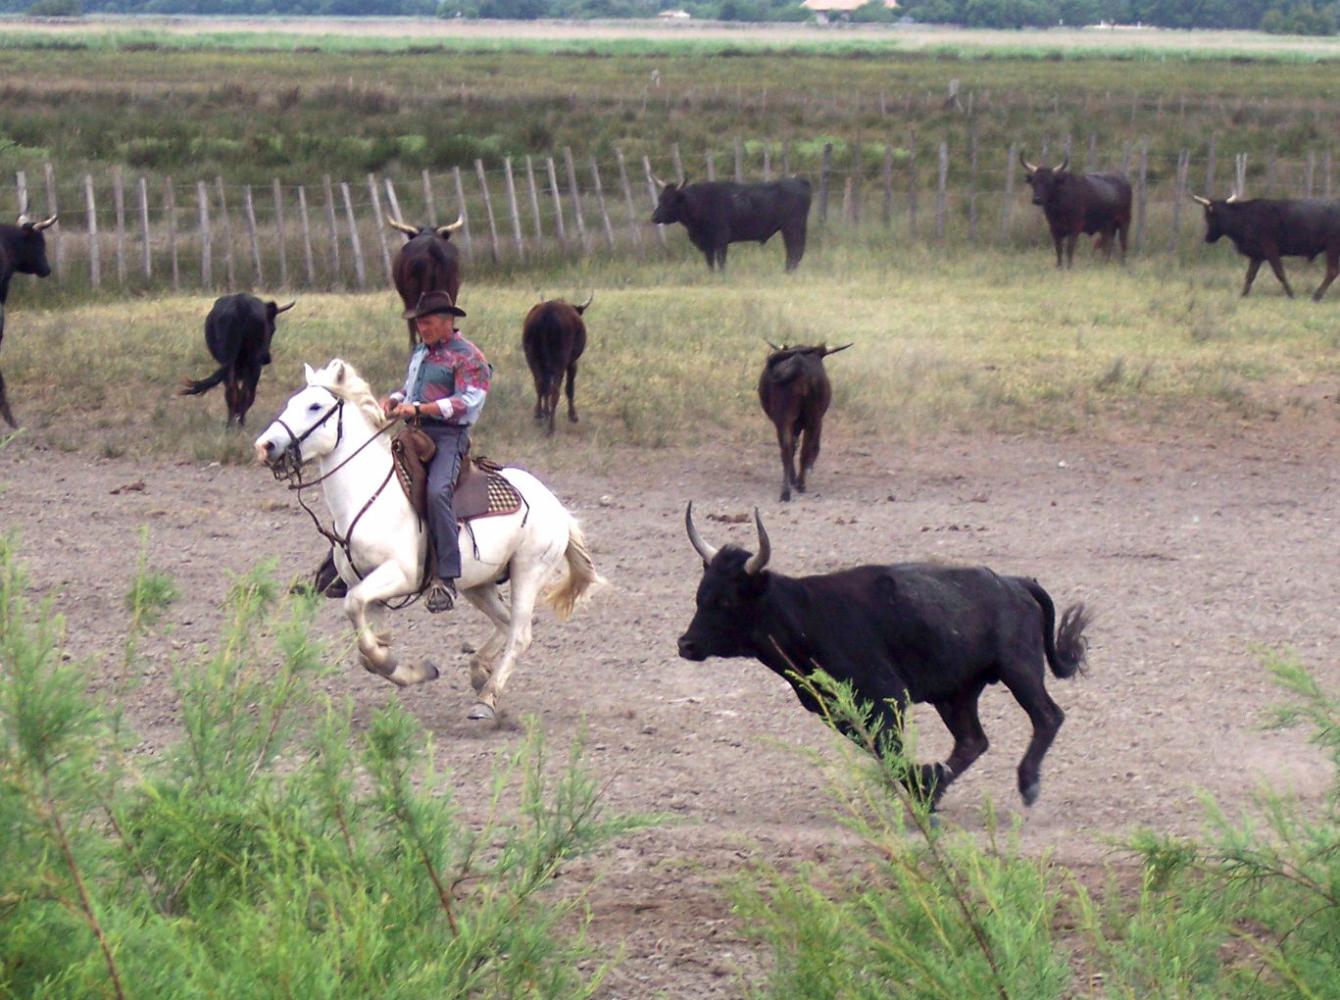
[678,506,1091,807]
[758,342,850,502]
[390,216,464,347]
[1192,193,1340,301]
[1020,153,1132,268]
[650,176,811,272]
[0,213,57,427]
[522,293,592,434]
[179,294,295,426]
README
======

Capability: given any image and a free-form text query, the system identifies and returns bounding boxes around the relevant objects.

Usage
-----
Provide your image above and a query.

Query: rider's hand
[379,395,395,415]
[393,402,418,420]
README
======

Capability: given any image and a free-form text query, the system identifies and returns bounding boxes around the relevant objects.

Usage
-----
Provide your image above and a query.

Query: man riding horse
[308,290,490,612]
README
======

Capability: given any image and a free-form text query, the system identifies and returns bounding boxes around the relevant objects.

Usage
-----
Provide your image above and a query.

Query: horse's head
[253,361,352,474]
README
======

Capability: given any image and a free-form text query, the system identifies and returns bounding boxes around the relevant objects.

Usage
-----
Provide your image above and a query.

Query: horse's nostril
[264,440,275,454]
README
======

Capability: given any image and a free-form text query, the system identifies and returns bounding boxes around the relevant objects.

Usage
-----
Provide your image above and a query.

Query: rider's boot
[425,576,456,614]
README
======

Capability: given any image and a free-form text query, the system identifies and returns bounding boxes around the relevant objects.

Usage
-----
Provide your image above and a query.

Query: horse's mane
[313,359,390,428]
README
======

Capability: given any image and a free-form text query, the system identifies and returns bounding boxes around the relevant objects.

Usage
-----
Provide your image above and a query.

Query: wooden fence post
[474,159,501,262]
[340,182,367,289]
[1135,141,1149,253]
[935,142,948,241]
[589,157,615,250]
[999,142,1018,244]
[383,178,403,227]
[817,142,832,227]
[452,167,474,262]
[642,154,667,248]
[782,140,791,176]
[563,147,588,252]
[907,143,919,238]
[366,174,393,282]
[243,185,263,286]
[734,137,744,183]
[762,145,771,182]
[882,144,893,228]
[84,174,100,290]
[196,180,211,289]
[43,163,63,279]
[1204,136,1217,196]
[420,170,436,226]
[615,147,641,246]
[503,157,525,260]
[671,142,685,184]
[110,168,126,286]
[273,179,288,288]
[15,170,27,215]
[704,150,716,182]
[164,176,178,291]
[298,185,316,287]
[545,157,566,247]
[1234,153,1248,197]
[1170,150,1190,253]
[137,176,151,280]
[967,126,979,242]
[525,156,544,240]
[322,175,341,286]
[213,177,235,288]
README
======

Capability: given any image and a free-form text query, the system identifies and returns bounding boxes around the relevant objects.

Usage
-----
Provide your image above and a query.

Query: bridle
[268,388,410,597]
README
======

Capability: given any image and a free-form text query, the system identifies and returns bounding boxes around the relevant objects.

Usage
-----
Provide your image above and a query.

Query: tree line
[14,0,1338,35]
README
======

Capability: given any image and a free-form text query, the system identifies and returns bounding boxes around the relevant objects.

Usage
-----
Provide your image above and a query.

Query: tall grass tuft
[0,540,645,998]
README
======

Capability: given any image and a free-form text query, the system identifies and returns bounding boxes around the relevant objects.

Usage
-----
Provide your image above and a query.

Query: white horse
[253,358,603,720]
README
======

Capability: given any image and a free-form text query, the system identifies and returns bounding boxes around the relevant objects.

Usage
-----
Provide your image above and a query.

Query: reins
[271,391,422,607]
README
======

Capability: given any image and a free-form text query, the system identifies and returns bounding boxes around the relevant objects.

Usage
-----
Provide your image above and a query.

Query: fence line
[10,136,1340,295]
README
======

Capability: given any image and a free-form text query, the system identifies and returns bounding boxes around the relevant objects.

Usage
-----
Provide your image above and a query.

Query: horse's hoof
[467,702,496,721]
[420,659,441,682]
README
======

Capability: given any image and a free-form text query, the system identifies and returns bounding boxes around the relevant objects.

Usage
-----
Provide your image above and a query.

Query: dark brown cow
[758,342,850,502]
[1020,153,1132,268]
[389,216,464,347]
[522,294,591,434]
[180,293,294,426]
[1192,193,1340,300]
[0,213,57,427]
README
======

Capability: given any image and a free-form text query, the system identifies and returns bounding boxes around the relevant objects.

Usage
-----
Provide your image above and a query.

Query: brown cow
[389,216,464,347]
[522,294,591,434]
[758,342,850,502]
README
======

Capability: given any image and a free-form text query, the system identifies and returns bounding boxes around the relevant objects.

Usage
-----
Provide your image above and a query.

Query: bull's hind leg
[998,657,1065,806]
[775,424,799,502]
[782,221,807,271]
[796,421,822,495]
[565,360,580,424]
[461,584,512,694]
[1315,250,1339,301]
[0,309,14,428]
[1266,254,1295,298]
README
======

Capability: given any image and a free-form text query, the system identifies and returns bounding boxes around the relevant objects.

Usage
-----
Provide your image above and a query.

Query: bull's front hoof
[467,701,496,721]
[1020,781,1041,807]
[779,489,791,503]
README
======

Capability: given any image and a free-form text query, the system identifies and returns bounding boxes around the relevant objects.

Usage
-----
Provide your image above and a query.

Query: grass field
[5,243,1336,464]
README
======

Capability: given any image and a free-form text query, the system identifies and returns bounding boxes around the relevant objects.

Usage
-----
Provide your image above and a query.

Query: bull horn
[436,214,465,236]
[33,214,57,231]
[388,218,419,237]
[744,508,771,576]
[16,214,30,227]
[1019,151,1038,173]
[823,342,853,357]
[1226,192,1240,204]
[650,171,668,189]
[685,502,718,565]
[1054,154,1069,173]
[274,300,296,314]
[765,340,782,351]
[1190,194,1212,207]
[576,291,594,313]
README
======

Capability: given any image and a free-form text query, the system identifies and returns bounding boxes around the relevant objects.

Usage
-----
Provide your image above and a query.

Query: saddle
[391,426,523,525]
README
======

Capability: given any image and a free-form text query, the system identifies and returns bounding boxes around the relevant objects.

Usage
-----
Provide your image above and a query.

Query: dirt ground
[2,414,1337,997]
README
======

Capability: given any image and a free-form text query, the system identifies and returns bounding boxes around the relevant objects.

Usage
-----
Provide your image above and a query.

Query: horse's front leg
[344,561,438,687]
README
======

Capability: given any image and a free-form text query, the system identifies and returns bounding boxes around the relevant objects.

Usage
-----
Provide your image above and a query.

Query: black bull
[650,177,811,272]
[1021,154,1132,268]
[179,293,295,426]
[389,217,464,347]
[677,506,1091,806]
[1193,194,1340,301]
[0,214,57,427]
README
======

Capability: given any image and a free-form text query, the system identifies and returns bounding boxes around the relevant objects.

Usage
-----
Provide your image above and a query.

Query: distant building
[803,0,897,21]
[658,8,691,17]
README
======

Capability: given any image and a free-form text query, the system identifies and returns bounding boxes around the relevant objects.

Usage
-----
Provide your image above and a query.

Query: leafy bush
[0,540,643,998]
[27,0,83,15]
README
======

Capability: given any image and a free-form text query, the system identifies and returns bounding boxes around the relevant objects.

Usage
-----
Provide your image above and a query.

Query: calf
[522,293,591,434]
[678,505,1091,807]
[1192,193,1340,300]
[180,293,294,426]
[1020,153,1132,268]
[0,213,57,427]
[390,216,464,347]
[758,342,849,502]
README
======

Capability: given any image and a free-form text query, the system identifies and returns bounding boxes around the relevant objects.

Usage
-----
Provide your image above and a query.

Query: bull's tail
[543,518,606,620]
[179,365,228,397]
[1021,578,1091,679]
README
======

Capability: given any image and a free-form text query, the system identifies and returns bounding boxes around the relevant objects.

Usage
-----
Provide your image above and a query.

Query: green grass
[3,241,1336,464]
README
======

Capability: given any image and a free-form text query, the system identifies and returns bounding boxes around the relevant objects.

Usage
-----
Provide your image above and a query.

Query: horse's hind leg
[461,584,512,694]
[469,564,548,720]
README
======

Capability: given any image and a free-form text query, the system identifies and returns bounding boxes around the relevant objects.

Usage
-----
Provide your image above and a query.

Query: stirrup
[425,578,456,614]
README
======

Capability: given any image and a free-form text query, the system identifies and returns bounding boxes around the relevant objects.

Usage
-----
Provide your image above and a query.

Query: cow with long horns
[180,293,295,426]
[0,213,57,427]
[1020,153,1132,268]
[650,174,811,272]
[1191,192,1340,300]
[389,216,465,347]
[758,342,849,502]
[678,505,1092,807]
[522,293,592,434]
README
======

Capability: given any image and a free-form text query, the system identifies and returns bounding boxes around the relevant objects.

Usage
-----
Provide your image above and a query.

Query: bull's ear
[303,362,317,384]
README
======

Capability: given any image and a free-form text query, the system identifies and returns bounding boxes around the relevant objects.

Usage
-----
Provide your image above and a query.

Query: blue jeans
[423,423,471,580]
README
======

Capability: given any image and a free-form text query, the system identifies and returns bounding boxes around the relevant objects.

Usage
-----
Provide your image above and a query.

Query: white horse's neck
[314,403,400,532]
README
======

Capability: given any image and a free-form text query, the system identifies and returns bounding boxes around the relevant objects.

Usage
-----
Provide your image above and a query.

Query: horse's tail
[543,518,605,620]
[179,365,228,397]
[1020,577,1092,679]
